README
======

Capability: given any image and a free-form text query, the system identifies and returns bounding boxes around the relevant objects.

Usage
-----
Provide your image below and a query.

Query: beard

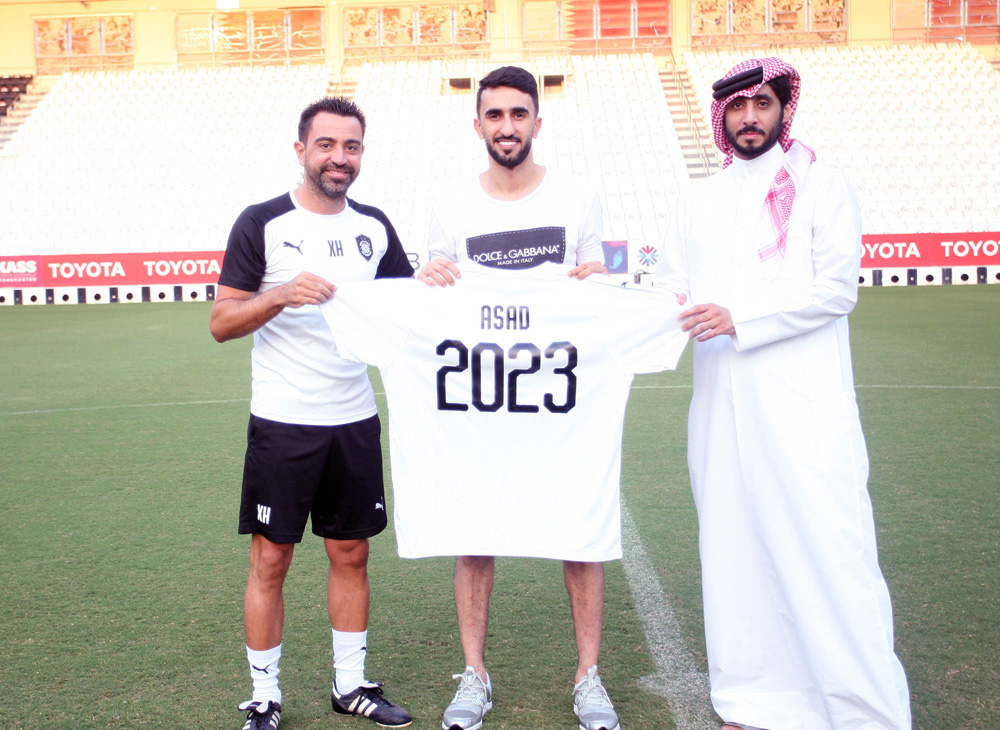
[307,163,357,201]
[725,110,784,160]
[486,136,532,169]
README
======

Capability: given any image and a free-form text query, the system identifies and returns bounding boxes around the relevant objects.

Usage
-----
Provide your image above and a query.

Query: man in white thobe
[656,58,911,730]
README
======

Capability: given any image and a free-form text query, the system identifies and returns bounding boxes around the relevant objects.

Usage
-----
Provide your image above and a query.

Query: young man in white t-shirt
[210,98,412,730]
[419,66,618,730]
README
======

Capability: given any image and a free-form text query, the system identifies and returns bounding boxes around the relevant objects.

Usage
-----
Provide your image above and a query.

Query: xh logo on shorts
[256,504,272,525]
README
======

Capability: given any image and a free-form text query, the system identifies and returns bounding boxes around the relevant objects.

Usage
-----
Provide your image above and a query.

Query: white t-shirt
[427,168,604,269]
[320,264,687,561]
[218,191,413,425]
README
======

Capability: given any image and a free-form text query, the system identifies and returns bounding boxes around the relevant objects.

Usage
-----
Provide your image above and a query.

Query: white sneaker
[572,666,620,730]
[442,666,493,730]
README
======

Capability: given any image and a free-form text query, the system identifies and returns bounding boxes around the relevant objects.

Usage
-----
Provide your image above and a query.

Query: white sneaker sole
[442,700,493,730]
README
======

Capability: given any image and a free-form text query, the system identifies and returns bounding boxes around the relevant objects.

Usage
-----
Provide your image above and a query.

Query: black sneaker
[331,681,412,728]
[237,700,281,730]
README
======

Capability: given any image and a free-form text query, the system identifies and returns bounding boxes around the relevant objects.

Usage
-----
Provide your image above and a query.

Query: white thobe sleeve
[732,171,862,352]
[653,194,692,299]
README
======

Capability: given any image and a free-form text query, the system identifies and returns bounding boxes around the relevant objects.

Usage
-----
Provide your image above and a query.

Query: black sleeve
[217,206,267,293]
[350,199,416,279]
[218,192,294,291]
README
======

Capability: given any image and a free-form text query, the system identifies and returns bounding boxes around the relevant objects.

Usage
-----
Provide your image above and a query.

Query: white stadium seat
[683,43,1000,236]
[0,47,996,273]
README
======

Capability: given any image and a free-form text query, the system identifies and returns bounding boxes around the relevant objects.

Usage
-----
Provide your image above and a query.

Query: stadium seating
[0,65,330,255]
[350,53,689,261]
[0,46,997,262]
[0,74,32,117]
[683,43,1000,234]
[0,56,688,267]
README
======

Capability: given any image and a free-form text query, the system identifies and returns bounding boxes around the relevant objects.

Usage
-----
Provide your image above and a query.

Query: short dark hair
[477,66,539,115]
[768,75,793,109]
[298,97,366,142]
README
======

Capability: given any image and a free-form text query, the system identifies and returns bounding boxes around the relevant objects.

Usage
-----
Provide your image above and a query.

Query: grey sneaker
[572,666,620,730]
[442,666,493,730]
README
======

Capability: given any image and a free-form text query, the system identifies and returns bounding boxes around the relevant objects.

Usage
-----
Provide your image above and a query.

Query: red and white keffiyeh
[711,57,817,261]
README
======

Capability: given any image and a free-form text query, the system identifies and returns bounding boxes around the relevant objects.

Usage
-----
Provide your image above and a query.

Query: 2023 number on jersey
[435,339,578,414]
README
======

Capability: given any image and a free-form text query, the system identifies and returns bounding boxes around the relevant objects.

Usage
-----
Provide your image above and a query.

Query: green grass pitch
[1,285,997,729]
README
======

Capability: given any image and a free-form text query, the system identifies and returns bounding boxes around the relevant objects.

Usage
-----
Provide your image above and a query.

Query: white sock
[247,644,282,705]
[332,629,368,695]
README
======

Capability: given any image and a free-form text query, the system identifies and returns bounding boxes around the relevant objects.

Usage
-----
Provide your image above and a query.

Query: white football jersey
[320,264,687,561]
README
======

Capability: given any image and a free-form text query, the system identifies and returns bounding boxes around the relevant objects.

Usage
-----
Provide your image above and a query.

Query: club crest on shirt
[356,234,374,261]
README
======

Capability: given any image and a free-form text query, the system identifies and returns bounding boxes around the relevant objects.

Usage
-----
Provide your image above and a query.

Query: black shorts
[238,414,388,543]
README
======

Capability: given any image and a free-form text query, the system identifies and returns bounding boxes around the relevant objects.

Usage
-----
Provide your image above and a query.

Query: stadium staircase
[0,76,56,151]
[327,66,357,98]
[659,62,718,179]
[0,65,332,256]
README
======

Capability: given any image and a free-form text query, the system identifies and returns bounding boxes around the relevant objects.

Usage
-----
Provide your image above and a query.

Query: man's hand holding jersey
[279,271,336,307]
[418,259,463,287]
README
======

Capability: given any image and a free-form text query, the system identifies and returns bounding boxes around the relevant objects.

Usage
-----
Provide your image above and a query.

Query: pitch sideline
[621,504,717,730]
[3,382,996,418]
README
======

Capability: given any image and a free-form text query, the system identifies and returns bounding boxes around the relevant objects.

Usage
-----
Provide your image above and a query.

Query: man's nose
[329,144,347,164]
[740,104,759,125]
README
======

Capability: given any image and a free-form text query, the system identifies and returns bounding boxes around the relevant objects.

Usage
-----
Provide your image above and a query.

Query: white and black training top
[218,191,414,426]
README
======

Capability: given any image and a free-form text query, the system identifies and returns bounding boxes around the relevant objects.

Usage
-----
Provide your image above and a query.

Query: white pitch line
[620,504,717,730]
[631,384,693,389]
[631,384,999,391]
[856,384,1000,390]
[0,398,249,417]
[0,394,392,418]
[3,383,995,418]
